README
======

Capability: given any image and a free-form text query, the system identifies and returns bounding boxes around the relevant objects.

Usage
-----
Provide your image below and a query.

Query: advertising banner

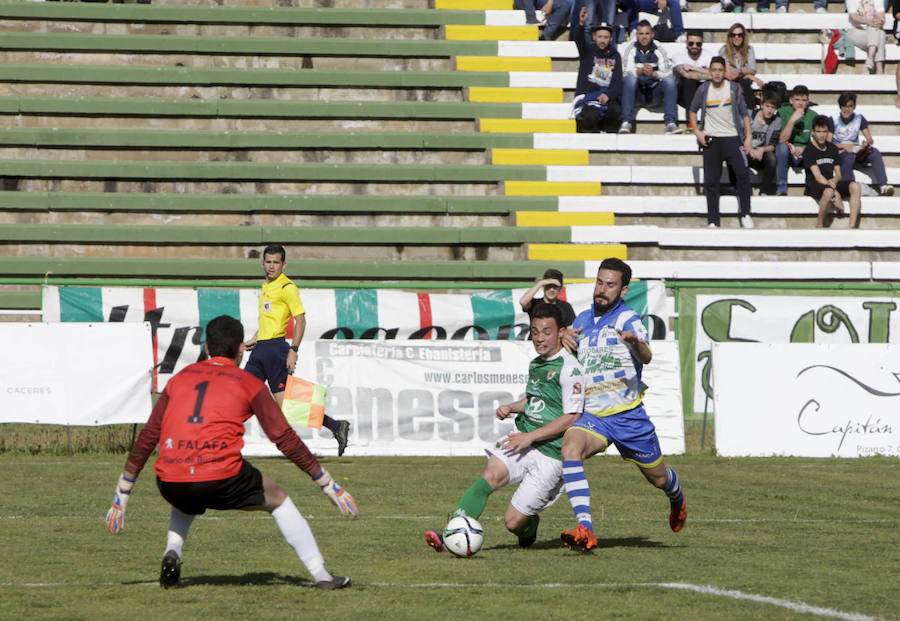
[0,323,153,425]
[43,281,669,390]
[677,287,900,416]
[712,342,900,457]
[242,340,685,457]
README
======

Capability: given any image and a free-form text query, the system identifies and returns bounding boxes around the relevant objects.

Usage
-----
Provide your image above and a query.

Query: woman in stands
[718,23,763,111]
[844,0,886,74]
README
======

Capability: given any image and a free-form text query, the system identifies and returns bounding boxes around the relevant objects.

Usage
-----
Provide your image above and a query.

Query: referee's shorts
[244,338,290,393]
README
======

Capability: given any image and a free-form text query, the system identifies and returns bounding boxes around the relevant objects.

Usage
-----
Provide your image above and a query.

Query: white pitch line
[0,579,879,619]
[366,582,878,621]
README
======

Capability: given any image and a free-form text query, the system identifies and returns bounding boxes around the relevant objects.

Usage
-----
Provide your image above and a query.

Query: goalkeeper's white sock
[271,497,331,582]
[164,507,195,559]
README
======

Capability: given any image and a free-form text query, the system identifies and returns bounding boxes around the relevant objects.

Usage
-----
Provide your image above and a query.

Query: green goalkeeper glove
[314,469,358,517]
[105,473,135,534]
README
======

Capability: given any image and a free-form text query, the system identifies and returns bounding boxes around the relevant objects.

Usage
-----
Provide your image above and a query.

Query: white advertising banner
[0,323,153,425]
[43,281,670,391]
[712,342,900,458]
[688,292,900,415]
[242,340,685,457]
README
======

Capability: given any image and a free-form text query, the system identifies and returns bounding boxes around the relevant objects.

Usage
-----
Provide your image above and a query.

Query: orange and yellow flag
[281,376,326,429]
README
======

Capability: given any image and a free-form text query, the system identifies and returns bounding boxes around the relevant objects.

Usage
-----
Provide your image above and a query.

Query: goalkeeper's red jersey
[126,357,319,483]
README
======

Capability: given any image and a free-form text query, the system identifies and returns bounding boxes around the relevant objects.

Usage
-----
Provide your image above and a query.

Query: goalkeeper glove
[105,473,136,534]
[314,469,358,518]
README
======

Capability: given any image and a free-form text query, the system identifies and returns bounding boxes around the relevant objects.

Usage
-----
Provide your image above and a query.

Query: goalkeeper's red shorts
[157,460,265,515]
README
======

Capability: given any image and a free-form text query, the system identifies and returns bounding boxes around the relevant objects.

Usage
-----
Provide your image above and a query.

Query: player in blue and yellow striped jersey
[559,258,686,551]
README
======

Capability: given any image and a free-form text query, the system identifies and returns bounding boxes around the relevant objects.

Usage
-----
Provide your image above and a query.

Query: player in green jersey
[425,304,585,550]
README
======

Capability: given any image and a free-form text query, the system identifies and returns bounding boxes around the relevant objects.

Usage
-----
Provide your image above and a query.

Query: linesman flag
[281,376,326,429]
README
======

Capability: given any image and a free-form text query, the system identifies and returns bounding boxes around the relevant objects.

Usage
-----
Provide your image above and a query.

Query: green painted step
[0,64,510,88]
[0,256,586,281]
[0,128,533,150]
[0,159,546,182]
[0,192,556,213]
[0,223,571,244]
[0,31,497,56]
[0,3,487,26]
[0,96,523,119]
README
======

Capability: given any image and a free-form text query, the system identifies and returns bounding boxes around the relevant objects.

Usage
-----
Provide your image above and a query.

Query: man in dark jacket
[572,11,623,133]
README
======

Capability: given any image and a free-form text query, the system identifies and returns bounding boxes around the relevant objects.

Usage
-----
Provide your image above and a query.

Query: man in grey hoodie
[688,56,753,229]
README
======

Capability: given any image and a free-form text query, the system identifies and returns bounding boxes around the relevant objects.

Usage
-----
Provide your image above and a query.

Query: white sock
[165,507,195,559]
[271,497,332,582]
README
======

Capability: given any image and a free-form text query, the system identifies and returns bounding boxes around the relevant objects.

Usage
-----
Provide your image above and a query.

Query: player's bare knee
[504,507,529,532]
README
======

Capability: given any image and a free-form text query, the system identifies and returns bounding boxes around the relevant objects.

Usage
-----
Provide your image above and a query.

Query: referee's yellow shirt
[258,273,305,340]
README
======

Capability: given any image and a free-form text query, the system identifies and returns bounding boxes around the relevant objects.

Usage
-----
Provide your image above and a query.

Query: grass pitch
[0,454,897,621]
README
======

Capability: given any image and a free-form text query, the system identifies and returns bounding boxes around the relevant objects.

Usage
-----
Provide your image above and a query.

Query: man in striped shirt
[559,258,686,551]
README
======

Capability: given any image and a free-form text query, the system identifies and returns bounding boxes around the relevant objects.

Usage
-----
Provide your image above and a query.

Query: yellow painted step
[493,148,588,165]
[470,87,562,103]
[529,244,628,261]
[446,25,538,41]
[457,56,551,72]
[480,118,575,133]
[516,211,614,226]
[436,0,512,8]
[505,181,603,196]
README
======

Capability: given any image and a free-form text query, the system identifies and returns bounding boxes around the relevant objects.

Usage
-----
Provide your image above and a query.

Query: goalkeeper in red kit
[104,315,357,590]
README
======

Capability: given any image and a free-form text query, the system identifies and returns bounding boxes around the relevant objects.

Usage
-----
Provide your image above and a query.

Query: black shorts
[805,180,853,202]
[244,338,290,394]
[157,460,265,515]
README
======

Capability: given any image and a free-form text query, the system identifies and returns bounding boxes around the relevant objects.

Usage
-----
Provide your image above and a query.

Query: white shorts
[485,435,564,517]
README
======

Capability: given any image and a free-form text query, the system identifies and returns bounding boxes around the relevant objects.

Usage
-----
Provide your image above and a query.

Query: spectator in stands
[689,56,754,228]
[804,114,861,228]
[831,91,893,195]
[621,0,686,42]
[718,23,764,111]
[673,31,714,125]
[516,0,573,40]
[619,20,682,134]
[844,0,886,74]
[775,85,818,195]
[748,96,782,195]
[573,16,624,133]
[519,268,576,328]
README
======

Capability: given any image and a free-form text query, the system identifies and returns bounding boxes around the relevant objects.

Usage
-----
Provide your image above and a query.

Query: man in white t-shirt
[688,56,753,229]
[672,31,714,125]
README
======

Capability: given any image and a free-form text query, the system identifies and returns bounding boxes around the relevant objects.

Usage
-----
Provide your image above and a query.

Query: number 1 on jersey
[189,381,209,423]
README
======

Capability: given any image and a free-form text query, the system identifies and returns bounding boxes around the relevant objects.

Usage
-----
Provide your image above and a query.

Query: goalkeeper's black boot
[159,550,182,589]
[316,575,351,590]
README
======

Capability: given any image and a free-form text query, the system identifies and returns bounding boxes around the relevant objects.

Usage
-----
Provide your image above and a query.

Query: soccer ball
[442,515,484,557]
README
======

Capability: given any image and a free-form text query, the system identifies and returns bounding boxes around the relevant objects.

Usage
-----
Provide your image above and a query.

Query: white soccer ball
[442,515,484,557]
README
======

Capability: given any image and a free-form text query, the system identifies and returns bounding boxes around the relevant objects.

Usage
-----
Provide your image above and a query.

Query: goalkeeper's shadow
[125,572,317,588]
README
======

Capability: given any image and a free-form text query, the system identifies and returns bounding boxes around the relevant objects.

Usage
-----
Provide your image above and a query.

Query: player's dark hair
[763,96,781,107]
[542,268,564,283]
[686,30,703,40]
[262,244,286,261]
[837,91,857,107]
[636,18,653,30]
[812,114,831,130]
[709,55,726,69]
[205,315,244,359]
[531,302,562,329]
[599,257,632,287]
[791,84,809,97]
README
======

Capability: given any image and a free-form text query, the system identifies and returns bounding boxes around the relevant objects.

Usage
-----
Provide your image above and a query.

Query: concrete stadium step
[0,190,555,213]
[0,255,592,283]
